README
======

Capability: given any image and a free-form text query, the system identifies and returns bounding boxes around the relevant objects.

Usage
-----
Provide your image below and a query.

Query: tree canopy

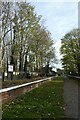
[0,2,55,81]
[60,28,80,76]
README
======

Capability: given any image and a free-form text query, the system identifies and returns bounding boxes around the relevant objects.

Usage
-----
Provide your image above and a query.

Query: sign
[8,65,13,72]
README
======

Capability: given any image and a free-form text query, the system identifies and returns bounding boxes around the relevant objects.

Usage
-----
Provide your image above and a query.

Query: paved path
[64,76,79,119]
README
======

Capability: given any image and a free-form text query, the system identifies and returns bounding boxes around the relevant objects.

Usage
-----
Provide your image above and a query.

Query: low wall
[0,77,54,104]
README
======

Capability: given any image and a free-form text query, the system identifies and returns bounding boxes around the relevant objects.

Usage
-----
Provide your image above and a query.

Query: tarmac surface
[64,76,80,119]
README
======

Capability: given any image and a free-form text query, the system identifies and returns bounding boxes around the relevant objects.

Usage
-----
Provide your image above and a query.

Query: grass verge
[2,77,64,119]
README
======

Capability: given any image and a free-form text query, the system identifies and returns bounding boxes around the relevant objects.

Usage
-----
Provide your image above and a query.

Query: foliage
[0,2,55,81]
[57,68,63,76]
[60,28,80,76]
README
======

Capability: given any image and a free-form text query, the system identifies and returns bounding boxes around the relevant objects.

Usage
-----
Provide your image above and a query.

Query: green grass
[2,77,64,119]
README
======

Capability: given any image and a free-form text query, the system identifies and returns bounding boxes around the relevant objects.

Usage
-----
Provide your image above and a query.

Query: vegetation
[1,76,45,89]
[2,77,64,119]
[57,68,63,76]
[60,28,80,76]
[0,2,55,81]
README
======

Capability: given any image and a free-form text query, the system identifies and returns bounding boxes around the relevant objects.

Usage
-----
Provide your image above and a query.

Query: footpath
[64,76,80,119]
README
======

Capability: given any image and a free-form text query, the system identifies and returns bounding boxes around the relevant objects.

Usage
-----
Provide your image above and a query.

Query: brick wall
[0,77,53,104]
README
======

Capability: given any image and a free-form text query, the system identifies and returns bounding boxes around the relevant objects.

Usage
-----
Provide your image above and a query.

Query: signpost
[8,65,13,72]
[8,65,13,80]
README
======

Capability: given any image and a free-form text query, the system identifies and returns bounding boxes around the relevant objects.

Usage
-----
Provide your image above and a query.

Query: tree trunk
[19,35,23,71]
[7,57,8,79]
[10,27,16,71]
[2,72,4,82]
[24,52,28,72]
[19,51,23,71]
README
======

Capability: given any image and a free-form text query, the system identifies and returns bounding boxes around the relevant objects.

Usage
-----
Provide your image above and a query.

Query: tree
[1,2,56,80]
[60,28,80,76]
[1,2,13,81]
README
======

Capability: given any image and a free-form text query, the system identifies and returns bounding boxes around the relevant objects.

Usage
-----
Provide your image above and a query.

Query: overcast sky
[30,1,78,70]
